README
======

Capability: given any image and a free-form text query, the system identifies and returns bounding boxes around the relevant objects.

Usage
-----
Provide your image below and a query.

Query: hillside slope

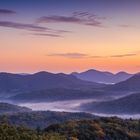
[107,73,140,91]
[80,93,140,114]
[0,102,31,114]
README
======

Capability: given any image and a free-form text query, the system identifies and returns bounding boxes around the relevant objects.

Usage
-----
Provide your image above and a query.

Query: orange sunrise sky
[0,0,140,74]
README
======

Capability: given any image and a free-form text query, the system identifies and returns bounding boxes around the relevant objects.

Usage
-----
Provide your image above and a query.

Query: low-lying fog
[19,99,140,119]
[19,99,94,112]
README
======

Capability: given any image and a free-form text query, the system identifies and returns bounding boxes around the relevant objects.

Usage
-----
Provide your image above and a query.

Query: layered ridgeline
[79,74,140,114]
[80,93,140,114]
[0,69,133,98]
[10,72,140,104]
[8,88,109,103]
[0,71,140,115]
[0,71,104,98]
[0,70,135,104]
[0,71,108,104]
[0,72,105,102]
[106,73,140,91]
[72,69,133,84]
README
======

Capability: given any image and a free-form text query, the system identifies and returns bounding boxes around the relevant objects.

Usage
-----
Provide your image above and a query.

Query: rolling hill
[0,102,31,114]
[0,110,96,129]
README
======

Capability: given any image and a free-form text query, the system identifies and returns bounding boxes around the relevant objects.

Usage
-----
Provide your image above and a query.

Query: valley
[0,70,140,118]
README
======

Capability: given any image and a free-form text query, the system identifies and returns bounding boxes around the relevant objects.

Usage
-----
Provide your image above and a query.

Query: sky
[0,0,140,73]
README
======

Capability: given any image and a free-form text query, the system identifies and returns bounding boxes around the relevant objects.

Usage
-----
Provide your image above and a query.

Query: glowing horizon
[0,0,140,74]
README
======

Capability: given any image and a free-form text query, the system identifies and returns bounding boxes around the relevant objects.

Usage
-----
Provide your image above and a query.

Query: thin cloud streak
[37,11,105,27]
[48,52,139,59]
[48,53,88,58]
[31,33,62,38]
[0,9,16,15]
[48,53,107,59]
[0,21,48,31]
[0,21,69,37]
[111,53,137,58]
[90,56,108,58]
[92,53,138,58]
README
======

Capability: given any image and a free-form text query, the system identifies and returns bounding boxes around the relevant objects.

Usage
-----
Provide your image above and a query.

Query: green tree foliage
[0,117,140,140]
[45,117,140,140]
[0,122,66,140]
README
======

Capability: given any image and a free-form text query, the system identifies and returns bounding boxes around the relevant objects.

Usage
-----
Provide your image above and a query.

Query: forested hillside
[0,111,95,128]
[0,117,140,140]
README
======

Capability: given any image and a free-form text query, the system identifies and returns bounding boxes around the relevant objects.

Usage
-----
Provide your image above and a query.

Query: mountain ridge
[0,71,105,98]
[71,69,133,84]
[107,73,140,91]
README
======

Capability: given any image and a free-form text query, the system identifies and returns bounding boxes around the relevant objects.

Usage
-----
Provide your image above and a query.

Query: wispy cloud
[90,55,107,58]
[48,53,88,58]
[0,21,48,31]
[111,53,137,58]
[48,53,106,59]
[0,11,105,37]
[91,53,138,58]
[72,12,107,20]
[0,21,69,37]
[37,11,106,27]
[0,9,16,15]
[48,51,140,59]
[31,33,62,38]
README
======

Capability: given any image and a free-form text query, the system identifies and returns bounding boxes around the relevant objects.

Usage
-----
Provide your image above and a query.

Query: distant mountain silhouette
[9,88,108,103]
[61,72,140,115]
[0,102,31,114]
[107,73,140,91]
[80,92,140,114]
[72,69,133,84]
[0,71,104,98]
